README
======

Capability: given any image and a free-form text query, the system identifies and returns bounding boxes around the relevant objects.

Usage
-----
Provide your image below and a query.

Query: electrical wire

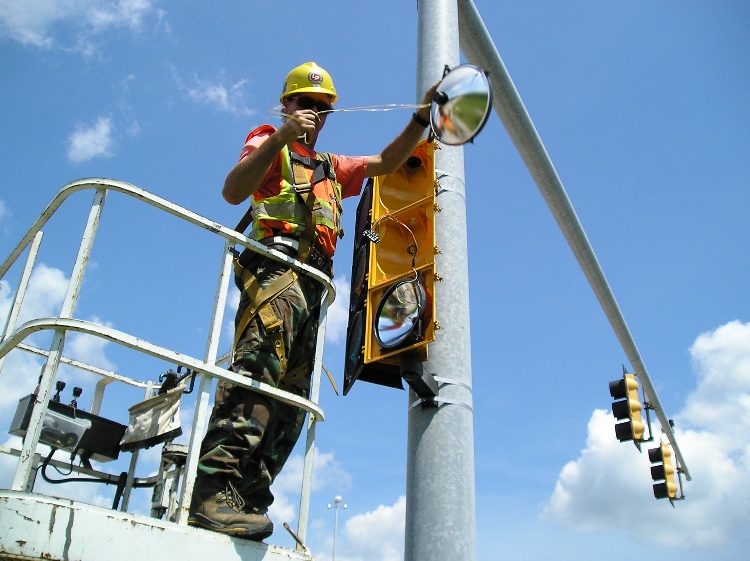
[268,103,429,119]
[370,213,420,270]
[40,448,154,489]
[319,103,429,116]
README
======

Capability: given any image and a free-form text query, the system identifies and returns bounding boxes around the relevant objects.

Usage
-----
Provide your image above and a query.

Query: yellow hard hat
[280,62,338,104]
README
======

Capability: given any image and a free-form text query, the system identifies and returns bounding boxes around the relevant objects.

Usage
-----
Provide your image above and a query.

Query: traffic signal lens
[355,180,373,237]
[374,277,425,348]
[346,311,364,367]
[609,375,638,400]
[611,400,631,420]
[614,422,635,442]
[653,481,678,500]
[609,378,626,399]
[351,244,368,312]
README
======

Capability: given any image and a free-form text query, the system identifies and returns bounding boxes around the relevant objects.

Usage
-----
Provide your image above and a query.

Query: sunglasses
[293,96,332,113]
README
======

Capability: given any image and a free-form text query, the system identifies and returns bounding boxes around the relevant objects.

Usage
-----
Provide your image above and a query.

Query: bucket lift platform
[0,179,335,561]
[0,490,311,561]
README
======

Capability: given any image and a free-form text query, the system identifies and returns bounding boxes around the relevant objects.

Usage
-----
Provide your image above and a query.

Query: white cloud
[325,275,350,346]
[10,262,68,325]
[542,320,750,548]
[67,116,115,163]
[0,348,44,412]
[269,447,353,525]
[335,496,406,561]
[0,0,76,47]
[680,320,750,442]
[0,0,157,51]
[63,316,117,374]
[0,264,119,412]
[172,68,255,116]
[87,0,152,33]
[0,264,68,413]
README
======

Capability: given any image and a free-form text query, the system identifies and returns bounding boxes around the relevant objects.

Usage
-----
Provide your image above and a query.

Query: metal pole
[456,0,689,480]
[327,495,346,561]
[0,231,43,374]
[407,2,477,561]
[297,287,330,547]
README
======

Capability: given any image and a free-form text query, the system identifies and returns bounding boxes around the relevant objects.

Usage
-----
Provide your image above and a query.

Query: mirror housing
[430,64,493,145]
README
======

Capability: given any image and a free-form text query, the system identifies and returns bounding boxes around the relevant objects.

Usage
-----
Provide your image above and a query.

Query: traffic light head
[343,140,438,395]
[365,142,437,366]
[649,443,678,500]
[609,373,645,443]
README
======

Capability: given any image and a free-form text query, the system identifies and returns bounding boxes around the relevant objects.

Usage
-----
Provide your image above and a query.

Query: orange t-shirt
[240,126,367,201]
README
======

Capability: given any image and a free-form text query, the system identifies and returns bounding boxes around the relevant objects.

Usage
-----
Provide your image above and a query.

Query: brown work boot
[188,480,273,541]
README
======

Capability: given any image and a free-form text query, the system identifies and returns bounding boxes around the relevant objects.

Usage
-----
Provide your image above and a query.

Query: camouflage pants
[196,256,322,513]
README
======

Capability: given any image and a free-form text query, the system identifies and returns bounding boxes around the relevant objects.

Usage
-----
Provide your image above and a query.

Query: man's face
[286,93,333,114]
[284,92,331,123]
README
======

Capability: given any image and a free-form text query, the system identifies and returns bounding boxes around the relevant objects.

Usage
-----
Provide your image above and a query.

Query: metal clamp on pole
[408,373,474,411]
[410,396,474,413]
[435,169,467,199]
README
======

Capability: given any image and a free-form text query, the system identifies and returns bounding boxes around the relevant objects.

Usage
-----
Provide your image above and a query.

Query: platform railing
[0,178,335,552]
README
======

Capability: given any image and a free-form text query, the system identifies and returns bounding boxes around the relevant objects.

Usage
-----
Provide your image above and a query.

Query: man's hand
[416,83,439,123]
[279,109,321,145]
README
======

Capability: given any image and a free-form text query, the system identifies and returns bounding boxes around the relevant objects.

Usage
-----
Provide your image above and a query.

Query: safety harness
[231,145,340,386]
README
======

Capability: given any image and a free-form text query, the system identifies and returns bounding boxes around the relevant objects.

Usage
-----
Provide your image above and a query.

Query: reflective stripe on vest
[250,145,343,258]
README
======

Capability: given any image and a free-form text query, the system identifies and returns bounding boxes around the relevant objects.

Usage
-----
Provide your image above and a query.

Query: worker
[188,62,435,541]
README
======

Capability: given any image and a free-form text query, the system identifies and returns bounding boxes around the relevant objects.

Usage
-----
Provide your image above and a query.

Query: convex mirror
[430,64,493,145]
[374,278,426,349]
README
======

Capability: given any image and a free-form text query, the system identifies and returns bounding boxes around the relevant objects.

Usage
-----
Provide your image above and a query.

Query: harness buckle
[293,183,313,194]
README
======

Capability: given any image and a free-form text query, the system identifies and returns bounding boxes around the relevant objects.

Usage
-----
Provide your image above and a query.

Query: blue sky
[1,1,749,560]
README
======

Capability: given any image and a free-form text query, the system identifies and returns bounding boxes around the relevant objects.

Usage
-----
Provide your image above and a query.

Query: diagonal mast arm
[457,0,690,480]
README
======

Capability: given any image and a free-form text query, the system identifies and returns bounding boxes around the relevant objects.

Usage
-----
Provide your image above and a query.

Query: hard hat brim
[280,87,337,105]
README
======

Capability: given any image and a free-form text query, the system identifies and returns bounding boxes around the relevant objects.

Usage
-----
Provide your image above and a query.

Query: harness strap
[278,361,310,391]
[233,262,298,380]
[289,152,335,184]
[290,158,320,263]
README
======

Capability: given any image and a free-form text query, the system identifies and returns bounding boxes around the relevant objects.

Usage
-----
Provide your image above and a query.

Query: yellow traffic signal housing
[649,443,679,501]
[365,140,437,365]
[343,140,438,395]
[609,373,645,444]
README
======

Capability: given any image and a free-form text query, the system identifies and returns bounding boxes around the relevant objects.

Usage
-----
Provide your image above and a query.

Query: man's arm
[365,85,436,178]
[222,110,319,205]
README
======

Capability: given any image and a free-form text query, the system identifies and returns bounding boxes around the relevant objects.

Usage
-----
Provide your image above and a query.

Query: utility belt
[239,235,333,278]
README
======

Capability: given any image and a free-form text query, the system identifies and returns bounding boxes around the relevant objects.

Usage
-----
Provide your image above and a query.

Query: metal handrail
[0,177,335,302]
[0,318,326,419]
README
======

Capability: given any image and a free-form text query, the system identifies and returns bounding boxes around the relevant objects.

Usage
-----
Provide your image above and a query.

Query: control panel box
[10,395,127,462]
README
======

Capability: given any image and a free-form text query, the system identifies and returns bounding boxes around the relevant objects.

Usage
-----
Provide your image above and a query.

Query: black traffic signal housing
[343,140,438,396]
[609,371,645,448]
[649,443,680,502]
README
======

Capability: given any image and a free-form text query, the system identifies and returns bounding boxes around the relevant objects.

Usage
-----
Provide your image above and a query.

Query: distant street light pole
[327,495,347,561]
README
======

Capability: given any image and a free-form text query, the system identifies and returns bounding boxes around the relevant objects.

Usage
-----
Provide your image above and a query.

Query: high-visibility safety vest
[249,139,344,259]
